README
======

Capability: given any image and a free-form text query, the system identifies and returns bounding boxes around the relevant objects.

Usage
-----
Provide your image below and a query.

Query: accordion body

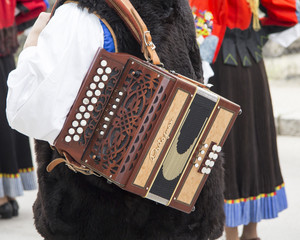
[54,48,240,213]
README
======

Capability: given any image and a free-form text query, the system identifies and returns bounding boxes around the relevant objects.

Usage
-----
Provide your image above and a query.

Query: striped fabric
[224,183,288,227]
[0,168,37,198]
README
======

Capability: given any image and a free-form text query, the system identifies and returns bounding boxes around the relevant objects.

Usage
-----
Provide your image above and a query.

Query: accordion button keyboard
[105,67,112,74]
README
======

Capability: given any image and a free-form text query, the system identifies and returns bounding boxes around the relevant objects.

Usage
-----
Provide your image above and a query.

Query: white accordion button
[79,106,86,112]
[206,168,211,174]
[112,105,117,109]
[77,127,83,134]
[105,67,112,74]
[73,135,80,141]
[119,91,123,96]
[86,90,93,97]
[101,60,107,67]
[209,152,214,159]
[212,144,218,152]
[93,75,100,82]
[102,75,108,81]
[197,156,202,161]
[68,128,75,135]
[84,112,90,119]
[201,150,205,155]
[72,121,79,127]
[91,97,97,104]
[83,98,89,105]
[95,90,101,96]
[100,131,104,135]
[104,117,110,122]
[209,161,215,167]
[109,111,114,116]
[204,144,209,148]
[87,105,94,111]
[97,68,103,75]
[80,120,87,126]
[76,113,82,120]
[116,98,120,102]
[195,163,199,168]
[205,160,210,166]
[98,82,105,89]
[90,83,96,90]
[103,124,108,129]
[216,146,222,153]
[213,153,218,160]
[201,167,207,174]
[65,136,72,142]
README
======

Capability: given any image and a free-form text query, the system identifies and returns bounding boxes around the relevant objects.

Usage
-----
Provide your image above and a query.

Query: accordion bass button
[212,144,218,152]
[216,146,222,153]
[105,67,112,74]
[208,152,214,159]
[205,160,210,166]
[212,153,218,160]
[209,161,215,167]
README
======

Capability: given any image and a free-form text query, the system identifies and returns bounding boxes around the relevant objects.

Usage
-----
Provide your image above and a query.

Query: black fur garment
[33,0,225,239]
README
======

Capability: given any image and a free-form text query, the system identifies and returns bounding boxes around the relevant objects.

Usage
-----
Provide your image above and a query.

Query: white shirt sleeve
[6,3,104,145]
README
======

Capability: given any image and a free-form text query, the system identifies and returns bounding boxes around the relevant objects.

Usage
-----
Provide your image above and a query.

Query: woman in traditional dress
[0,0,48,219]
[189,0,299,239]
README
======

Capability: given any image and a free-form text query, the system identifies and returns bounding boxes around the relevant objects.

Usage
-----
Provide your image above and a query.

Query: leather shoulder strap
[105,0,161,65]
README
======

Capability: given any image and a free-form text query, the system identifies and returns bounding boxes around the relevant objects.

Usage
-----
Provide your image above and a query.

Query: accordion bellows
[54,48,240,213]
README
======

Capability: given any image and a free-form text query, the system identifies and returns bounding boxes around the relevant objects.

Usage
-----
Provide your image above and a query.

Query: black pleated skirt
[209,50,287,227]
[0,54,36,198]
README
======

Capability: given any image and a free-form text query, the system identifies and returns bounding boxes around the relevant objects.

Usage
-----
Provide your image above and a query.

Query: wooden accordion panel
[54,48,240,213]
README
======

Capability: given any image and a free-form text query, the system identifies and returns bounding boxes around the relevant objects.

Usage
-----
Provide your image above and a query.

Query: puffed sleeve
[6,2,104,145]
[260,0,299,27]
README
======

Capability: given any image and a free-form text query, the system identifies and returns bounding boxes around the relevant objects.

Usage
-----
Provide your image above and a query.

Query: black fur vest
[33,1,225,239]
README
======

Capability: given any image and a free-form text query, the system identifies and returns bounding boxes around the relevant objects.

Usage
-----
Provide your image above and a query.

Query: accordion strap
[105,0,161,65]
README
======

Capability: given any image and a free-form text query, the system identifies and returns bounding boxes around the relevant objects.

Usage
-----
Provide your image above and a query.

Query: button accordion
[53,48,240,213]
